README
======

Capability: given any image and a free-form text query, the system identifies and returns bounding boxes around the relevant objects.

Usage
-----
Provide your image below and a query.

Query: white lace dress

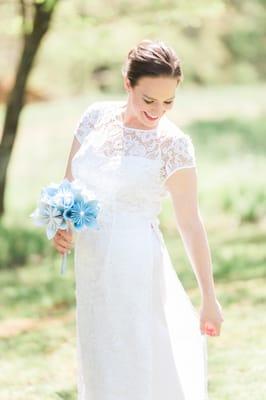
[71,100,209,400]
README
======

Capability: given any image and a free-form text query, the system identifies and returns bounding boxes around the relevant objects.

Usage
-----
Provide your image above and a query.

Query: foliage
[219,184,266,224]
[0,0,265,95]
[0,222,54,269]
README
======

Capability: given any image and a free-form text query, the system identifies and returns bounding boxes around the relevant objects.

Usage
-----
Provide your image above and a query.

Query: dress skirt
[74,211,209,400]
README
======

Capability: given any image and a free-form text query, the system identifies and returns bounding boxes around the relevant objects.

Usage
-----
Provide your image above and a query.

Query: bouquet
[30,178,100,275]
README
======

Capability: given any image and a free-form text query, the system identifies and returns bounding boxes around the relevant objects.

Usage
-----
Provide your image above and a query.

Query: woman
[53,39,224,400]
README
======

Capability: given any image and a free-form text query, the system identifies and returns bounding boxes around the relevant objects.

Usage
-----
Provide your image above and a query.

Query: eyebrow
[143,94,175,101]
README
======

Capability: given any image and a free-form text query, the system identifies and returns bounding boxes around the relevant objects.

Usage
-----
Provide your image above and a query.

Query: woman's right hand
[52,228,74,256]
[199,297,224,337]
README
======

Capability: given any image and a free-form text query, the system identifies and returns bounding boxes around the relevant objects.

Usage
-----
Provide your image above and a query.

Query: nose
[150,103,163,117]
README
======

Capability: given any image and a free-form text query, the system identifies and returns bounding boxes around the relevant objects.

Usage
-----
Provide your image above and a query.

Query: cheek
[165,103,174,111]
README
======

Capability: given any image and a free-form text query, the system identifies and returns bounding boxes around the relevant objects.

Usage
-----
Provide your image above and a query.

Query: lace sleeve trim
[160,133,196,185]
[74,102,101,144]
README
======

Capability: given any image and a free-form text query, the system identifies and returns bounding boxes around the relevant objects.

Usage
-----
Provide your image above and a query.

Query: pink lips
[143,111,159,121]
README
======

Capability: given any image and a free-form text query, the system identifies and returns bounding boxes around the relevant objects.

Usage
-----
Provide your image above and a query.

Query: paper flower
[63,198,99,230]
[30,202,66,240]
[30,178,100,274]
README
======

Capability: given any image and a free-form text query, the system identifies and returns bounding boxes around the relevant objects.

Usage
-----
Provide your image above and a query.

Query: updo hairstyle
[121,39,183,87]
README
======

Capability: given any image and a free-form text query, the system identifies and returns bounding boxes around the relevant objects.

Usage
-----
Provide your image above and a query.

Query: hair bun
[122,39,183,87]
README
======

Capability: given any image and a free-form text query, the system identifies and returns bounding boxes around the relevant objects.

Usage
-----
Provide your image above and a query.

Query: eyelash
[143,99,173,105]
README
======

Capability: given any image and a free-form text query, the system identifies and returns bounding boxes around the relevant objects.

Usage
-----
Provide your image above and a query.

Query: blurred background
[0,1,265,399]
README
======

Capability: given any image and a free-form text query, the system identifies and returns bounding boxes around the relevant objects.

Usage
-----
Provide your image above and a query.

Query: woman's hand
[52,228,74,256]
[199,297,224,337]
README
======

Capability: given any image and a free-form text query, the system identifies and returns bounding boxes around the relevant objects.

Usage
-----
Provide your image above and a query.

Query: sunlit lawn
[0,84,265,399]
[1,262,265,400]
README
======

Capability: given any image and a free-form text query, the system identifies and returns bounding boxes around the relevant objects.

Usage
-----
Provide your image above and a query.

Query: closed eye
[143,99,154,104]
[143,99,173,105]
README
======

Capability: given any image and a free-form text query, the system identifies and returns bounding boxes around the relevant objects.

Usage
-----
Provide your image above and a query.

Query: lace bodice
[71,100,196,222]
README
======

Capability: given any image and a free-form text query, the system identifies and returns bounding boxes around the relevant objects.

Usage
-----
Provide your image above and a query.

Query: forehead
[135,75,177,99]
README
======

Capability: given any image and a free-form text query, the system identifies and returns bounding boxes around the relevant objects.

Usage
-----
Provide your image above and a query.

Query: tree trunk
[0,1,58,217]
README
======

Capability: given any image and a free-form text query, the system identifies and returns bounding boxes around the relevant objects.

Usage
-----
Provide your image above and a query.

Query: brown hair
[121,39,183,87]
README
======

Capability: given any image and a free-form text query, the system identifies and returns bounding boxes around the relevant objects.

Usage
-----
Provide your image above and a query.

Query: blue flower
[52,179,75,211]
[30,201,67,239]
[40,182,59,205]
[63,198,100,231]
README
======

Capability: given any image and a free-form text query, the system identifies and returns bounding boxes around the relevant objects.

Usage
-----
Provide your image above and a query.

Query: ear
[123,77,131,93]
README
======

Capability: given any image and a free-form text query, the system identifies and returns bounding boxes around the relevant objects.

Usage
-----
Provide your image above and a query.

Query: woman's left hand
[199,297,224,337]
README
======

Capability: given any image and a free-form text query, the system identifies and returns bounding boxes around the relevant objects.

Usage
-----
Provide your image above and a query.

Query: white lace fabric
[73,100,196,188]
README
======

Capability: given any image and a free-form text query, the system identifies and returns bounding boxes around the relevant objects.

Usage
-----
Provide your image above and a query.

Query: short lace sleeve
[161,133,196,183]
[74,102,100,144]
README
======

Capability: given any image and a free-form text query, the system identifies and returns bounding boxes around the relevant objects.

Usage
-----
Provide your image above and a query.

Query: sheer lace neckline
[115,101,162,134]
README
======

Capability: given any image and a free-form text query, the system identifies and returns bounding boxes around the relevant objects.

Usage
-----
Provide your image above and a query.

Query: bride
[52,39,224,400]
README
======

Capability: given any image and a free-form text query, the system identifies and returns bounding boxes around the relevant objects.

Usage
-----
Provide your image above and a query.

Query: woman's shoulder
[74,100,122,144]
[83,100,123,124]
[159,116,196,175]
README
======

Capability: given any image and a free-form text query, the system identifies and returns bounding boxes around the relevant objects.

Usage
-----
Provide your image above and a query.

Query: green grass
[1,263,265,399]
[0,84,265,399]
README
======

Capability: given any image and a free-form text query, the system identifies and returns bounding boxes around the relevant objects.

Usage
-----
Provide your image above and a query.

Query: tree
[0,0,59,217]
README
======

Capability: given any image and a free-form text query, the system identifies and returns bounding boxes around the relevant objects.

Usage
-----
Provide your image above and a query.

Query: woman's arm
[165,167,216,300]
[165,167,224,335]
[52,137,81,254]
[63,136,81,181]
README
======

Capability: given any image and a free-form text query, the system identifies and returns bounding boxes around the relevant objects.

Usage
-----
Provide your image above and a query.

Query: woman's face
[123,75,178,129]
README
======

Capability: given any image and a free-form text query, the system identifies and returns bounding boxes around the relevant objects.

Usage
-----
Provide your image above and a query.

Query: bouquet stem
[60,252,68,275]
[60,220,71,275]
